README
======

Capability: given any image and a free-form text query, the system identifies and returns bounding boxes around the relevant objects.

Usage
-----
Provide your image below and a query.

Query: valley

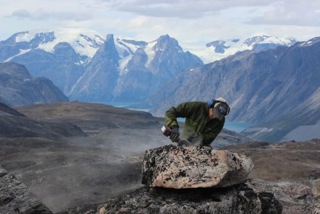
[0,101,249,212]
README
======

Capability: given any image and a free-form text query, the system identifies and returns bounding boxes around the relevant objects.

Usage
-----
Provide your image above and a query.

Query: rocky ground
[226,139,320,213]
[0,101,249,213]
[1,101,319,213]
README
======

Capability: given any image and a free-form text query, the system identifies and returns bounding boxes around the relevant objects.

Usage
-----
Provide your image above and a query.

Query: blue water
[225,121,252,133]
[178,119,251,133]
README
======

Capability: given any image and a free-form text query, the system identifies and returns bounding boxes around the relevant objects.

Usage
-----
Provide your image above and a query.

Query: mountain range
[1,30,204,103]
[0,29,319,142]
[0,29,296,105]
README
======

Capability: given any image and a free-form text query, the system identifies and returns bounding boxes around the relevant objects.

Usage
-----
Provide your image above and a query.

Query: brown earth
[226,139,320,213]
[225,140,320,183]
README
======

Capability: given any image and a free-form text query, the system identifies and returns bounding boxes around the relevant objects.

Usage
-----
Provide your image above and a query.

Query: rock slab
[142,145,254,188]
[0,166,52,214]
[98,184,282,214]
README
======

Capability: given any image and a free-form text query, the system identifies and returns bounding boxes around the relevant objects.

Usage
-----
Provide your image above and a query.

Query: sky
[1,0,320,46]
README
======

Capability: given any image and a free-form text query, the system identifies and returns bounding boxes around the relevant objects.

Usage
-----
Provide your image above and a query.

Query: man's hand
[169,126,180,142]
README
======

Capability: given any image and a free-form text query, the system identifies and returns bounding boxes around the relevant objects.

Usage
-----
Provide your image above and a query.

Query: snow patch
[145,40,157,67]
[183,35,295,63]
[4,49,31,62]
[119,55,131,75]
[40,28,104,58]
[15,31,38,42]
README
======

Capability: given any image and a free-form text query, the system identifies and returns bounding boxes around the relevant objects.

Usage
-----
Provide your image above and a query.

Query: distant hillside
[0,101,85,138]
[16,101,161,132]
[0,62,68,106]
[16,101,251,148]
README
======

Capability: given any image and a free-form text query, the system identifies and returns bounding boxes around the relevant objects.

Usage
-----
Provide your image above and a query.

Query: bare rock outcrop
[142,145,254,188]
[98,145,282,214]
[98,183,282,214]
[0,166,52,214]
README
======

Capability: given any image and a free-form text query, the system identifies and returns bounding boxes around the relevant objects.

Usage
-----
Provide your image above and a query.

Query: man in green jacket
[164,97,230,147]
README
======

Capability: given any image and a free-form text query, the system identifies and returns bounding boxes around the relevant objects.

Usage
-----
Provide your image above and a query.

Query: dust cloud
[0,125,170,212]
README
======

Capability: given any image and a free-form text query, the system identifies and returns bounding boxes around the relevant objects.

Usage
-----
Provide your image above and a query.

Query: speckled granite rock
[142,145,254,188]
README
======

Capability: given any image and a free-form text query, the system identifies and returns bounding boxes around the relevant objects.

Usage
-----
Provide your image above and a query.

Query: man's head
[208,97,230,121]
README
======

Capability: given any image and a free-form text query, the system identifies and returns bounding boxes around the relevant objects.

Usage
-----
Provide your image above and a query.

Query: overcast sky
[1,0,320,46]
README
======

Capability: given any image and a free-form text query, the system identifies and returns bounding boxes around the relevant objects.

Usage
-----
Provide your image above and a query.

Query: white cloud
[9,9,93,21]
[247,1,320,26]
[1,0,320,44]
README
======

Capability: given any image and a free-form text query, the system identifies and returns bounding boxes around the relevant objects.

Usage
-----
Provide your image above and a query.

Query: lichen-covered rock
[0,166,52,214]
[98,184,282,214]
[142,145,254,188]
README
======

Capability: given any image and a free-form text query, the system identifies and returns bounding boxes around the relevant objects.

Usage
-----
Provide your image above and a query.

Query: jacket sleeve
[164,102,196,128]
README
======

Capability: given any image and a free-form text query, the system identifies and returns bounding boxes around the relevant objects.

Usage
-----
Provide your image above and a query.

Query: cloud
[10,9,32,19]
[1,0,320,43]
[8,9,93,22]
[101,0,277,18]
[246,1,320,26]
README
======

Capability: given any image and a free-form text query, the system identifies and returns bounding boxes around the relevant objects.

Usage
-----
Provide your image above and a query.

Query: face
[209,108,214,120]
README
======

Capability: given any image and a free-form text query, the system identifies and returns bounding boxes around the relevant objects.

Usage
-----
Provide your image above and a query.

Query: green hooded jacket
[165,101,224,146]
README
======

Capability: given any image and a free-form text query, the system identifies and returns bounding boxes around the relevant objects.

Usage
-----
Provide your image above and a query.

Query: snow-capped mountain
[185,35,297,63]
[1,29,319,142]
[0,29,299,103]
[69,34,203,103]
[0,29,105,64]
[0,30,203,102]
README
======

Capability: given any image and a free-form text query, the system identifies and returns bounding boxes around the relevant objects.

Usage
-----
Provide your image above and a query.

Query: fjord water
[225,121,252,133]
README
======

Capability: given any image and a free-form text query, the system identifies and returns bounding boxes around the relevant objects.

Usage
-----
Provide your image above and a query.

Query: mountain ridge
[0,29,296,64]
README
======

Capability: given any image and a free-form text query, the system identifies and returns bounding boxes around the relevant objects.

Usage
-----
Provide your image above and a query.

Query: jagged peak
[153,34,181,51]
[157,34,177,43]
[106,34,114,41]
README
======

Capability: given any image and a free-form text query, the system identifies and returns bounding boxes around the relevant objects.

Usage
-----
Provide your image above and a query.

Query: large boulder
[142,145,254,188]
